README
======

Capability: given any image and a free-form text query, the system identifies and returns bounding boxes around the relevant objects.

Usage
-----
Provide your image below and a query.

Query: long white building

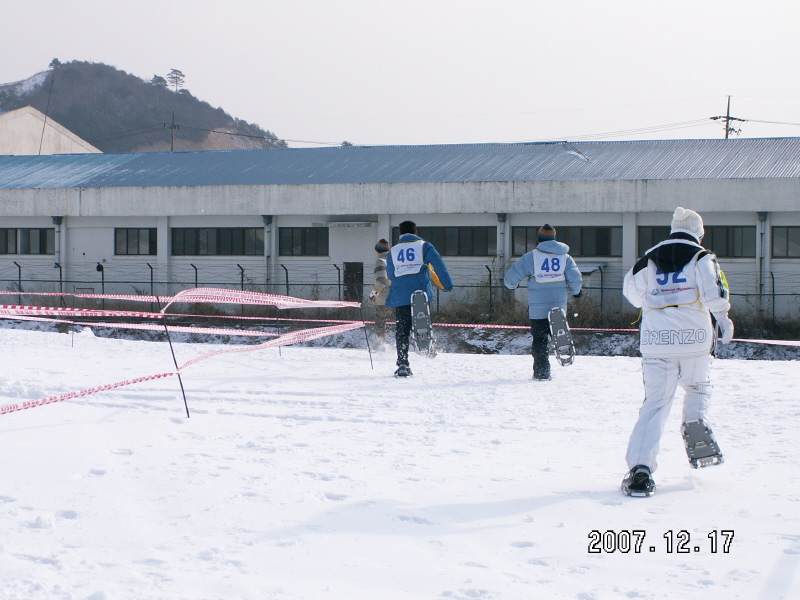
[0,138,798,313]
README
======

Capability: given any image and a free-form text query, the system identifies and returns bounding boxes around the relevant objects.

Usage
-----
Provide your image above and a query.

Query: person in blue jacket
[386,221,453,377]
[504,224,583,380]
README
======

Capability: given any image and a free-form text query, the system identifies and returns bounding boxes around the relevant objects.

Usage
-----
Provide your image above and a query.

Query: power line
[508,119,715,144]
[739,118,800,127]
[87,124,168,143]
[238,95,723,121]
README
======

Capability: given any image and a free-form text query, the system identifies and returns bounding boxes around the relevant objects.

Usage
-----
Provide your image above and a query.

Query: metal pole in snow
[155,296,190,418]
[360,307,373,369]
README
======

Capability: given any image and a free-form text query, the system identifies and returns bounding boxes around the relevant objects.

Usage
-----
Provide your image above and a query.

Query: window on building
[772,226,800,258]
[172,227,265,256]
[115,228,157,255]
[1,228,55,255]
[512,227,538,256]
[638,225,757,258]
[391,226,497,256]
[637,226,671,255]
[0,229,18,254]
[513,226,621,257]
[278,227,329,256]
[704,226,756,258]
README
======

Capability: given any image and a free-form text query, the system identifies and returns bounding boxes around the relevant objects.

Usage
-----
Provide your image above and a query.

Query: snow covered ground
[0,326,798,600]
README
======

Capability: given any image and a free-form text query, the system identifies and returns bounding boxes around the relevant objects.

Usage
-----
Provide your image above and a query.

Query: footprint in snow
[27,515,55,529]
[323,493,348,501]
[396,514,434,525]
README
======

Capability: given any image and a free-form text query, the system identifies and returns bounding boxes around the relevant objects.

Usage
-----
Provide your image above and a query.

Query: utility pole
[171,111,175,151]
[725,96,732,139]
[711,96,745,139]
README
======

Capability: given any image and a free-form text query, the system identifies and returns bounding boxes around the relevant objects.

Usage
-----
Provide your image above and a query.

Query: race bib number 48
[391,240,425,277]
[533,249,566,282]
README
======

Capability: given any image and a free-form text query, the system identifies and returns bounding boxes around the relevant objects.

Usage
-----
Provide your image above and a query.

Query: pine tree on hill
[166,69,185,93]
[0,60,286,153]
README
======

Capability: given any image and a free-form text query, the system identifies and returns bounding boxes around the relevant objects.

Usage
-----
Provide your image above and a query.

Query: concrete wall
[2,177,799,306]
[3,177,800,218]
[0,107,100,155]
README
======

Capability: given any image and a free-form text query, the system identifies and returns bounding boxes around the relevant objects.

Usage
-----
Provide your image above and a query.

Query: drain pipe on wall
[262,215,273,291]
[758,211,768,300]
[51,216,63,267]
[497,213,507,282]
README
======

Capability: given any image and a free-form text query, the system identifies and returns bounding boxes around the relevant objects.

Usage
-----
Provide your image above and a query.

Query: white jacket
[623,237,730,358]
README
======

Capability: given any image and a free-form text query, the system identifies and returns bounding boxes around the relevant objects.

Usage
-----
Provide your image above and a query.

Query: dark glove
[573,290,583,299]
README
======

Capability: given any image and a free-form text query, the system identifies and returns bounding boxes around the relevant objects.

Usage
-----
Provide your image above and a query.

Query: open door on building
[343,262,364,302]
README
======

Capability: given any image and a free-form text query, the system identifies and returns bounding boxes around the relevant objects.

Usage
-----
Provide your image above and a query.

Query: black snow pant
[395,304,412,367]
[530,318,551,378]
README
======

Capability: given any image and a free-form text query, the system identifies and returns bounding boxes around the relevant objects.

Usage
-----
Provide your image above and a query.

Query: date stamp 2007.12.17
[588,530,734,554]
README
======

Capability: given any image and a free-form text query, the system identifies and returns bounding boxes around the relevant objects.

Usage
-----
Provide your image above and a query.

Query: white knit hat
[670,207,704,241]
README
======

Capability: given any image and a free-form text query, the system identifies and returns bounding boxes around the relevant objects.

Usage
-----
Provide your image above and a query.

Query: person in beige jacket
[369,239,392,346]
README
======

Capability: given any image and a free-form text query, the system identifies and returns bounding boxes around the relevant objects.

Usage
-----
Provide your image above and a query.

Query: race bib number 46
[391,240,425,277]
[533,249,566,282]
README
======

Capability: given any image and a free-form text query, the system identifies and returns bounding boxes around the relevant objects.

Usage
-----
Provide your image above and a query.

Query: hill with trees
[0,60,286,153]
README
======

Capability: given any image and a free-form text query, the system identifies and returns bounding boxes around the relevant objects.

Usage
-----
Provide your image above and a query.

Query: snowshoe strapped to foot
[411,290,437,358]
[548,307,575,367]
[682,420,724,468]
[621,465,656,497]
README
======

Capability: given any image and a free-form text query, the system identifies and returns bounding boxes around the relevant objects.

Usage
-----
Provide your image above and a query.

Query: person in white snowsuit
[621,207,734,496]
[504,224,583,380]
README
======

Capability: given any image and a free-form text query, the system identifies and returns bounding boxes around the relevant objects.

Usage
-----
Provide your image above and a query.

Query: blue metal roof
[2,137,800,189]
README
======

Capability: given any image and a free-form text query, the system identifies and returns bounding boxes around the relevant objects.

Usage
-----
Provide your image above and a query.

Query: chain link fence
[2,259,799,337]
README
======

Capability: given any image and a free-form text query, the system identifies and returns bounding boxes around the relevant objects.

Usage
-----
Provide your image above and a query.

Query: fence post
[190,263,198,288]
[334,264,342,301]
[598,266,604,314]
[485,265,493,321]
[771,271,776,327]
[238,264,246,314]
[281,264,289,296]
[147,263,154,312]
[96,263,105,309]
[13,261,21,305]
[54,262,64,306]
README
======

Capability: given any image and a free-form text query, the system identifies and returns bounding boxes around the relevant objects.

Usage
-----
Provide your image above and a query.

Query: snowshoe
[532,369,552,381]
[411,290,437,358]
[621,465,656,497]
[394,365,413,378]
[682,420,724,468]
[548,307,575,366]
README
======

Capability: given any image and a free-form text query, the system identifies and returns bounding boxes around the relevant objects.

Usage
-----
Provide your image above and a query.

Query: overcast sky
[3,0,800,148]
